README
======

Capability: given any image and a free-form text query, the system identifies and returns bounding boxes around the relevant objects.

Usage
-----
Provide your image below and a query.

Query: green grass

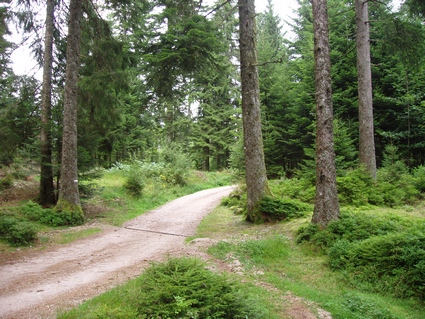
[203,206,425,319]
[57,228,102,244]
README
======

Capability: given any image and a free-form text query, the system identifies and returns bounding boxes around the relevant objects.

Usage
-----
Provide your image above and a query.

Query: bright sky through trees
[9,0,402,77]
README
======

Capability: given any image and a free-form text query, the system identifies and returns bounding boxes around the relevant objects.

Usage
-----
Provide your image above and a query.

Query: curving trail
[0,186,234,319]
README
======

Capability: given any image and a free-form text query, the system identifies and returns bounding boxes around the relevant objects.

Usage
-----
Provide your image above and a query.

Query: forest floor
[0,182,330,319]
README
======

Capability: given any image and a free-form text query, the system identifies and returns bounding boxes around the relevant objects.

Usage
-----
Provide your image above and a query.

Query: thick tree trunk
[56,0,83,217]
[39,0,56,205]
[311,0,340,228]
[238,0,271,223]
[356,0,377,180]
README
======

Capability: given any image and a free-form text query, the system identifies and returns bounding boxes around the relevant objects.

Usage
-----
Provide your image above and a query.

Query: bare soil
[0,184,332,319]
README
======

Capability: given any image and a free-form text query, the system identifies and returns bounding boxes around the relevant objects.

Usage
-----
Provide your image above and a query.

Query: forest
[1,0,425,207]
[1,0,425,317]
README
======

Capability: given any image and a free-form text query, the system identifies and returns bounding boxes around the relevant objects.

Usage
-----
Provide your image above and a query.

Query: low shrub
[0,174,13,190]
[259,196,310,222]
[328,229,425,299]
[7,221,38,245]
[20,201,84,226]
[221,185,247,215]
[296,211,408,250]
[136,257,266,319]
[124,175,145,197]
[0,215,18,235]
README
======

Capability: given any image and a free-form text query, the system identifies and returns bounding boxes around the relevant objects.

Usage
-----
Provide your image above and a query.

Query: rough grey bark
[356,0,377,180]
[39,0,56,205]
[57,0,82,209]
[238,0,271,222]
[311,0,340,228]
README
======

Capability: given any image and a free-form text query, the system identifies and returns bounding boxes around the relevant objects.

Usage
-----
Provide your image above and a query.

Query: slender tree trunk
[202,140,210,171]
[311,0,340,228]
[39,0,56,205]
[356,0,377,180]
[56,0,83,218]
[238,0,271,223]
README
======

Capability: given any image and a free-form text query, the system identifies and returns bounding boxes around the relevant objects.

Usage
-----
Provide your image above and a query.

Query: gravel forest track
[0,186,234,319]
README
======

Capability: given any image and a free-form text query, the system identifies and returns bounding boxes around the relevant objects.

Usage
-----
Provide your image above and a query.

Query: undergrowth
[58,257,272,319]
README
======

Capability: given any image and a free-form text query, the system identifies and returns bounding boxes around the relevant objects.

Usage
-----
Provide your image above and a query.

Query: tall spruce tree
[356,0,377,179]
[311,0,340,228]
[55,0,84,222]
[39,0,56,205]
[239,0,271,222]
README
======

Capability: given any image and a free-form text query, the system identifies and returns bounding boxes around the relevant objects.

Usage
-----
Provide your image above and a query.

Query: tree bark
[356,0,377,180]
[56,0,83,214]
[238,0,271,222]
[39,0,56,205]
[311,0,340,228]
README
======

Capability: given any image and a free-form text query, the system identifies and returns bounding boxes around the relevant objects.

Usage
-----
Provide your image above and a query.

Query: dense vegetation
[1,0,425,317]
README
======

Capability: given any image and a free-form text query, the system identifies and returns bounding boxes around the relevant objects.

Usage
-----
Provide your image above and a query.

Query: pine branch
[253,54,285,67]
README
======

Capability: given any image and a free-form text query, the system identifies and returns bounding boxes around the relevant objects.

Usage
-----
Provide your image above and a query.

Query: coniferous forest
[1,0,425,317]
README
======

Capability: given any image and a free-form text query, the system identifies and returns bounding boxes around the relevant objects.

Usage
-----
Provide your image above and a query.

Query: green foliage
[20,200,83,227]
[297,209,425,299]
[412,165,425,192]
[297,211,408,250]
[0,214,18,236]
[159,144,193,186]
[270,178,316,204]
[6,221,38,246]
[53,200,85,226]
[136,257,265,319]
[0,174,13,190]
[123,174,144,197]
[259,195,310,222]
[328,229,425,299]
[336,168,374,206]
[340,292,400,319]
[220,185,247,215]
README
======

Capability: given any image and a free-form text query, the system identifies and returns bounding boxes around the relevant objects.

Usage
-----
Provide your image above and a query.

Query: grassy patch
[200,204,425,319]
[57,228,102,244]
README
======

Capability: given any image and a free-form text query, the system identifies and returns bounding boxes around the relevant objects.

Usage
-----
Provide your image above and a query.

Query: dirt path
[0,186,234,319]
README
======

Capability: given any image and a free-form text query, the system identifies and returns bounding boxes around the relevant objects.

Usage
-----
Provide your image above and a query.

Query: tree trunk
[202,140,210,171]
[56,0,83,219]
[311,0,340,228]
[39,0,56,205]
[356,0,377,180]
[238,0,271,223]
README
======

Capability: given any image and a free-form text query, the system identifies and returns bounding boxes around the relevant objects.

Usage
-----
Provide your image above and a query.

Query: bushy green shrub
[0,215,18,235]
[124,174,145,197]
[412,165,425,192]
[7,221,38,245]
[159,145,193,186]
[296,211,408,250]
[336,168,373,206]
[221,185,247,215]
[20,201,47,221]
[136,257,265,319]
[0,174,13,190]
[271,178,315,204]
[20,201,83,226]
[296,223,320,244]
[259,196,310,222]
[328,229,425,299]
